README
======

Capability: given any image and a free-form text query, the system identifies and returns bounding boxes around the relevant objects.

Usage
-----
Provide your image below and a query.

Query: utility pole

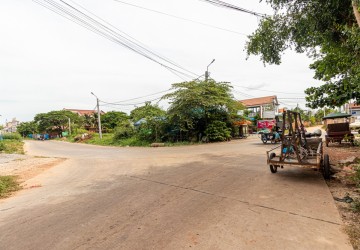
[68,117,71,135]
[205,59,215,81]
[91,92,103,139]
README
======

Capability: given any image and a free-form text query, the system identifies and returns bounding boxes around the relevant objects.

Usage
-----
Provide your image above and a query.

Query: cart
[266,111,331,179]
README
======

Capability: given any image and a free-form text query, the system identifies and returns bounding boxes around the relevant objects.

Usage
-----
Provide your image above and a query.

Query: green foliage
[17,121,38,137]
[352,164,360,187]
[101,111,129,130]
[113,120,135,140]
[351,198,360,213]
[130,102,166,122]
[246,0,360,108]
[0,176,21,198]
[2,133,21,140]
[314,108,337,122]
[34,110,82,135]
[204,121,231,142]
[162,79,243,140]
[0,140,24,154]
[0,141,5,151]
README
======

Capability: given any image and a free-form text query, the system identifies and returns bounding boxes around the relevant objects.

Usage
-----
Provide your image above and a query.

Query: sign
[257,120,276,129]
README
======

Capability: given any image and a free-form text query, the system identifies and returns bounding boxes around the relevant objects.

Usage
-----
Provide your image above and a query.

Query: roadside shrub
[352,164,360,187]
[0,141,5,152]
[351,198,360,213]
[113,121,135,140]
[205,121,231,142]
[0,176,21,198]
[2,133,21,141]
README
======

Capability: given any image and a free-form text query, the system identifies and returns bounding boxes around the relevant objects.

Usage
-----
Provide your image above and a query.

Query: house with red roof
[63,109,105,116]
[240,95,279,119]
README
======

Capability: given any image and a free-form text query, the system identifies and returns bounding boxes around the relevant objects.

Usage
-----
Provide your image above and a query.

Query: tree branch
[353,1,360,27]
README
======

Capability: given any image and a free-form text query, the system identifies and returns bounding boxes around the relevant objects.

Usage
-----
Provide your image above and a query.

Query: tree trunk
[353,1,360,27]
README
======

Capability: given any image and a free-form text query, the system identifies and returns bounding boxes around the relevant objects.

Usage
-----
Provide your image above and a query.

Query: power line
[106,89,171,104]
[33,0,199,80]
[199,0,267,18]
[100,97,163,106]
[113,0,247,36]
[232,84,305,95]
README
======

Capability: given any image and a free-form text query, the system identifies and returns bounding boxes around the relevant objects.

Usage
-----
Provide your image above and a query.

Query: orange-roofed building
[63,109,105,116]
[240,95,279,119]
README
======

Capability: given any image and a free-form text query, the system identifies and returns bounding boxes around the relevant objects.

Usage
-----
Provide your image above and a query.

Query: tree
[162,79,243,141]
[101,111,128,130]
[17,121,38,137]
[34,110,81,136]
[130,102,166,122]
[129,103,166,142]
[246,0,360,108]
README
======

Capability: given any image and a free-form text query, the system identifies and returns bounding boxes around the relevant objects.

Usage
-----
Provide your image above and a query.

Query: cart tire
[261,135,267,144]
[323,154,331,180]
[270,165,278,173]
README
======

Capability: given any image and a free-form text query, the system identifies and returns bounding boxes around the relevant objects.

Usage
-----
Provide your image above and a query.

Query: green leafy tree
[101,111,128,130]
[162,79,243,140]
[246,0,360,108]
[204,121,232,142]
[34,110,81,136]
[130,102,166,122]
[17,121,38,137]
[314,108,337,123]
[129,103,166,142]
[113,120,135,140]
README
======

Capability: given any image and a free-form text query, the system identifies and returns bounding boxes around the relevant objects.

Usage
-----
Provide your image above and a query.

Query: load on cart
[266,110,331,179]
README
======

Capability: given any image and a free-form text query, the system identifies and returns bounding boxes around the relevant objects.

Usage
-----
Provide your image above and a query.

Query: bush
[2,133,21,140]
[0,141,5,152]
[351,198,360,213]
[0,176,21,198]
[113,121,135,140]
[205,121,232,142]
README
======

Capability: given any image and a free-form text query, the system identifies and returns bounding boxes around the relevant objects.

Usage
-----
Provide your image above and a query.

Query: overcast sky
[0,0,322,123]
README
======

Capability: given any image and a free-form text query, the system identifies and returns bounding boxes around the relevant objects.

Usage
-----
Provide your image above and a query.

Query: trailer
[266,111,330,179]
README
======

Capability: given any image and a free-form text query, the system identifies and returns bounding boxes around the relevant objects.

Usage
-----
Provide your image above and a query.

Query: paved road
[0,137,351,249]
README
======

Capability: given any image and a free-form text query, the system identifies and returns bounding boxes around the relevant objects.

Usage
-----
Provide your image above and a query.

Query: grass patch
[0,140,24,154]
[0,176,21,198]
[82,133,151,147]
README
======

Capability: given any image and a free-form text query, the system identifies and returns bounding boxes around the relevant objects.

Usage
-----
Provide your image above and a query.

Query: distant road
[0,138,351,249]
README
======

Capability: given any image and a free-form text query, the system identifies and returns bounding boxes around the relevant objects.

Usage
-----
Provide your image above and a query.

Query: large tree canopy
[34,110,82,135]
[246,0,360,108]
[162,79,243,140]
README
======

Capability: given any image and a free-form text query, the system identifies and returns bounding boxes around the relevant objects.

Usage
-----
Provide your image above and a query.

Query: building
[63,109,105,116]
[349,103,360,122]
[2,118,20,133]
[240,95,279,119]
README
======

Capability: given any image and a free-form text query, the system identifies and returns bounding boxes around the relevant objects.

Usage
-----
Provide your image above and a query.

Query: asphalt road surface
[0,137,351,249]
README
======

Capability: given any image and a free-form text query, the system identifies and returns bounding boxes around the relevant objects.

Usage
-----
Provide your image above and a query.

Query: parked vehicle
[266,111,330,179]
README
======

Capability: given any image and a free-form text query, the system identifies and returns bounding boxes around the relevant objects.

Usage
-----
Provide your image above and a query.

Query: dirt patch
[325,145,360,249]
[0,155,66,183]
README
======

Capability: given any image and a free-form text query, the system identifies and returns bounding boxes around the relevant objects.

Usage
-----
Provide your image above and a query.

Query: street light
[205,59,215,81]
[91,92,103,139]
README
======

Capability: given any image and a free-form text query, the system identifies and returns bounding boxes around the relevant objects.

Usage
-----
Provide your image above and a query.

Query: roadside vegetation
[0,133,24,154]
[0,176,21,198]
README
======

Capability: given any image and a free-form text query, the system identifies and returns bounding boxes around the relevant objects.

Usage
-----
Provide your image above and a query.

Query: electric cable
[113,0,247,36]
[199,0,266,17]
[33,0,199,80]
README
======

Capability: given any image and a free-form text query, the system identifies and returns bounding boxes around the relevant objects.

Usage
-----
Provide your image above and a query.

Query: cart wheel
[261,134,267,144]
[323,154,331,180]
[270,165,278,173]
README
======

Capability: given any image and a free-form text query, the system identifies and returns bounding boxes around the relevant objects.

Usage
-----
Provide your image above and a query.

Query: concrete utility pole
[91,92,103,139]
[68,117,71,135]
[205,59,215,81]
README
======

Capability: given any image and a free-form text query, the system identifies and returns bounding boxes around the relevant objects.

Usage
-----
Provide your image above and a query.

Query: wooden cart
[266,111,331,179]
